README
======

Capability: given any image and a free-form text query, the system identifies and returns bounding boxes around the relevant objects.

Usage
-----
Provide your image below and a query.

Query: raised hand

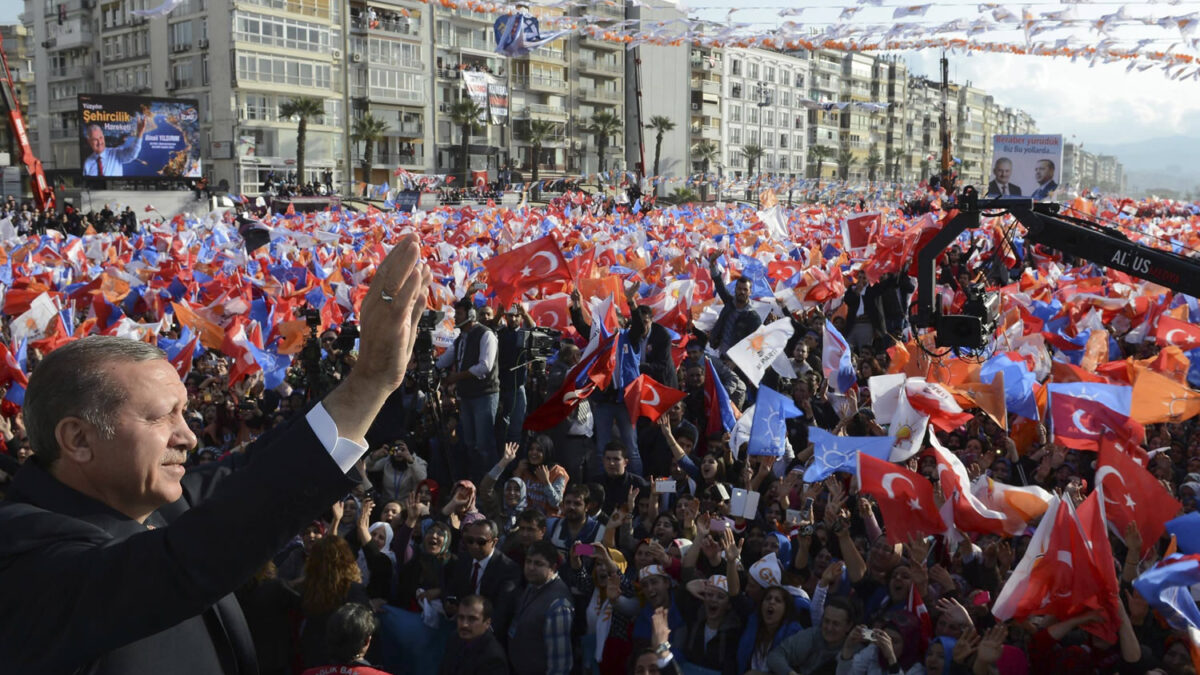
[330,499,344,522]
[936,597,972,630]
[952,627,980,664]
[626,486,640,514]
[535,465,551,484]
[821,560,846,587]
[650,606,671,647]
[501,441,519,465]
[975,624,1008,666]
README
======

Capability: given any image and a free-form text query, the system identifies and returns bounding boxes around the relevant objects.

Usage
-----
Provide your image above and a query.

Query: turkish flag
[170,335,198,379]
[857,452,945,546]
[524,334,617,431]
[767,260,804,282]
[1155,315,1200,351]
[483,236,571,307]
[1050,392,1145,451]
[1050,360,1110,384]
[842,212,880,250]
[624,374,686,423]
[904,379,975,432]
[1018,497,1106,621]
[527,294,571,332]
[1097,439,1182,556]
[929,437,1008,536]
[1076,492,1122,643]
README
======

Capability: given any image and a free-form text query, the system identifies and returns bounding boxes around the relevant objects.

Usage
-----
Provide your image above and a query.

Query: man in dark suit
[1029,158,1059,200]
[0,235,433,673]
[985,156,1022,197]
[842,275,885,349]
[449,519,521,639]
[441,595,510,675]
[707,251,762,356]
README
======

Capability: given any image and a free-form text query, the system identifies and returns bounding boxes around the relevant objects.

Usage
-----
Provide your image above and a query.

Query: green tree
[865,146,882,182]
[742,144,765,178]
[808,144,833,185]
[448,99,487,187]
[586,111,623,174]
[279,96,326,185]
[837,146,856,181]
[521,119,558,186]
[691,140,720,201]
[351,113,390,191]
[646,115,676,179]
[669,187,699,204]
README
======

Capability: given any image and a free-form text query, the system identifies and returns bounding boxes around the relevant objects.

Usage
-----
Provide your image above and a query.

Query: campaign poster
[461,72,491,124]
[987,134,1063,201]
[78,94,202,180]
[487,83,509,126]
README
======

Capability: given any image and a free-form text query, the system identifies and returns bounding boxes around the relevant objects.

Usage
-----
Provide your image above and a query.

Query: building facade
[721,46,810,183]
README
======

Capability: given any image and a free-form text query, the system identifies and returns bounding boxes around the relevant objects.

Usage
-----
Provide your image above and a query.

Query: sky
[4,2,1199,147]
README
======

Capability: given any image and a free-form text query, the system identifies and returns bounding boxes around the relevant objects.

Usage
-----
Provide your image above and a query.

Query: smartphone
[710,519,728,533]
[802,497,815,515]
[786,509,803,524]
[861,628,875,642]
[654,479,677,494]
[573,543,596,557]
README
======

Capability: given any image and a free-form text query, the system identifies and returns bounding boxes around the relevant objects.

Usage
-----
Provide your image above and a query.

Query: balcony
[448,6,493,22]
[578,85,620,103]
[388,123,424,137]
[592,2,624,18]
[45,0,90,15]
[367,87,426,105]
[513,75,568,94]
[690,78,720,96]
[47,26,94,51]
[49,65,95,81]
[452,35,494,53]
[50,126,80,140]
[582,33,623,50]
[522,48,566,65]
[815,59,841,76]
[350,16,422,38]
[690,124,720,141]
[515,103,568,118]
[689,57,719,71]
[577,55,620,75]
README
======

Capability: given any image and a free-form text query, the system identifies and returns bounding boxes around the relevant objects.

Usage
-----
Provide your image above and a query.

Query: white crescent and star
[881,472,915,500]
[1094,465,1133,509]
[642,387,661,408]
[540,309,560,327]
[1071,409,1097,435]
[521,251,560,278]
[1164,328,1195,347]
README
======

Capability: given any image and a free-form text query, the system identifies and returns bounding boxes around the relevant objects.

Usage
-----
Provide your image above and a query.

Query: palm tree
[865,146,882,182]
[585,111,622,175]
[351,113,390,192]
[808,145,833,185]
[836,146,856,181]
[742,144,765,178]
[522,119,557,193]
[691,141,719,201]
[448,99,487,187]
[279,97,326,186]
[646,115,676,179]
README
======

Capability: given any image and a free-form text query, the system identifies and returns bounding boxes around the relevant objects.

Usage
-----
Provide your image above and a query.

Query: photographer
[367,440,427,503]
[436,297,500,483]
[497,303,535,444]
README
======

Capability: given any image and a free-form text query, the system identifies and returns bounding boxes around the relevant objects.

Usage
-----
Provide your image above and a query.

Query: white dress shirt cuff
[306,403,370,474]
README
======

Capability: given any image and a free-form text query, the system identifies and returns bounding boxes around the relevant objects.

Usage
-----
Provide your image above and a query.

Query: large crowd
[1,183,1199,675]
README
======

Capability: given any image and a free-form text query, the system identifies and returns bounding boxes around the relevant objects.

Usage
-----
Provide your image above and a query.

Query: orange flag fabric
[1130,368,1200,424]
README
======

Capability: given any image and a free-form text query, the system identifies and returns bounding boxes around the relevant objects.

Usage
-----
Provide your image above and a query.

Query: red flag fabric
[483,236,572,307]
[169,335,198,379]
[906,583,933,651]
[1075,492,1121,643]
[1097,439,1182,555]
[524,333,617,431]
[929,437,1009,536]
[1050,391,1145,451]
[1154,314,1200,351]
[1018,497,1105,621]
[857,452,945,546]
[526,294,571,332]
[624,374,686,423]
[904,379,974,432]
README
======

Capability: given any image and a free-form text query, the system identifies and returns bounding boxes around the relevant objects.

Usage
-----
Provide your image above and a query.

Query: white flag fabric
[888,387,930,462]
[726,318,795,387]
[11,292,59,344]
[868,373,907,424]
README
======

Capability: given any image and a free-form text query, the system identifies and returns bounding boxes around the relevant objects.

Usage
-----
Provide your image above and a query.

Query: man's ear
[55,417,95,464]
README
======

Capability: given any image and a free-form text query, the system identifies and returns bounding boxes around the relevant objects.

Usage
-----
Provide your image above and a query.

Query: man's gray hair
[24,336,166,464]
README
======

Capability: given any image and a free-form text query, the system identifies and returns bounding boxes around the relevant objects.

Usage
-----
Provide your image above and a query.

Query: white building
[720,47,810,183]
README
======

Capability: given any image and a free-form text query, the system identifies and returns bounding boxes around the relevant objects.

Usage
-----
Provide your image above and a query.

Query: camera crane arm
[914,186,1200,349]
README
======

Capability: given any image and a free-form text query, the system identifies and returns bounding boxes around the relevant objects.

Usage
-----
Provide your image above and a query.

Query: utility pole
[939,51,952,190]
[340,0,352,196]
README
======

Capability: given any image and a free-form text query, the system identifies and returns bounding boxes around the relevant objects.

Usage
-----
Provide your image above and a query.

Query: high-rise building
[687,42,722,179]
[721,46,809,182]
[0,23,33,196]
[625,0,688,193]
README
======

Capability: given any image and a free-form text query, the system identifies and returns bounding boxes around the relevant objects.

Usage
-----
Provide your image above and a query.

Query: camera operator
[436,297,499,483]
[497,303,535,444]
[366,439,427,503]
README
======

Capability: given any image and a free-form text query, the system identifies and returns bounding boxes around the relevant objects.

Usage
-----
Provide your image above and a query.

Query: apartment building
[721,46,810,181]
[625,0,688,191]
[0,24,33,197]
[1063,143,1124,195]
[956,85,988,185]
[688,43,722,174]
[805,48,841,181]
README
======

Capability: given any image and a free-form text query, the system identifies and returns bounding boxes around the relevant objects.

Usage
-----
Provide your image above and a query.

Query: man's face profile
[87,127,106,156]
[993,161,1012,185]
[59,359,197,521]
[1034,161,1053,184]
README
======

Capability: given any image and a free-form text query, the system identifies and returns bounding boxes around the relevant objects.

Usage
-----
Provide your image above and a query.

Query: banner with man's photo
[987,134,1063,201]
[78,94,202,180]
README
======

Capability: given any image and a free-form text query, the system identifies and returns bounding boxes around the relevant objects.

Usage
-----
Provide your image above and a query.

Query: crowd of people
[0,182,1198,675]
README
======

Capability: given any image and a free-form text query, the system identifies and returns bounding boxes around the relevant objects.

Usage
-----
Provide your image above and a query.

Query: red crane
[0,33,54,212]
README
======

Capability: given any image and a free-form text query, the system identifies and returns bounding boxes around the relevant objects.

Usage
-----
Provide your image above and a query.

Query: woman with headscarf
[378,521,457,673]
[910,636,964,675]
[563,546,635,675]
[477,441,528,535]
[513,433,570,516]
[392,521,455,611]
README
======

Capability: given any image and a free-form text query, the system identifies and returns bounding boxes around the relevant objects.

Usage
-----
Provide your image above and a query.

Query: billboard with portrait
[987,134,1063,201]
[78,94,202,180]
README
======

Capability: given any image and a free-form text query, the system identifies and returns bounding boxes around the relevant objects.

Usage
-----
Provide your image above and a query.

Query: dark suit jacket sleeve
[710,261,734,304]
[0,416,357,668]
[569,303,591,341]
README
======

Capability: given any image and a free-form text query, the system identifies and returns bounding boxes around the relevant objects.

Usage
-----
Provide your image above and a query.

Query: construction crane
[0,32,54,212]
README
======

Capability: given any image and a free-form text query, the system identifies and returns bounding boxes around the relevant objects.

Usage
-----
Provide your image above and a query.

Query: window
[201,55,209,85]
[764,134,773,148]
[779,133,788,148]
[237,53,332,88]
[748,108,757,124]
[729,104,741,122]
[766,66,775,83]
[795,73,804,88]
[730,83,742,99]
[169,20,193,49]
[749,130,758,145]
[730,127,741,144]
[765,110,774,126]
[367,38,422,68]
[368,69,427,103]
[748,63,759,79]
[780,91,790,107]
[171,59,194,88]
[731,59,741,76]
[779,156,788,170]
[232,12,335,53]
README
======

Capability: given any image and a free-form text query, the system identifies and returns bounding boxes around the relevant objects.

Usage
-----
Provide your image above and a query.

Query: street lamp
[753,80,771,203]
